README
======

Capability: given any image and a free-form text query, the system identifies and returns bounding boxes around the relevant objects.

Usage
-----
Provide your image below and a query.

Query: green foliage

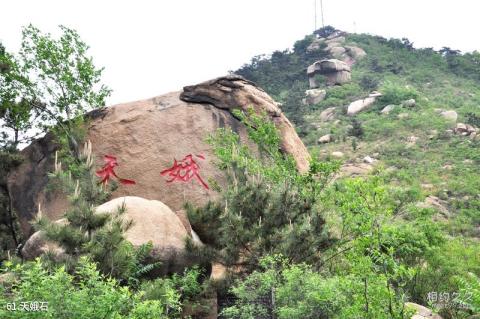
[1,25,111,149]
[20,24,111,125]
[360,74,380,91]
[455,273,480,314]
[321,177,445,318]
[0,151,23,260]
[0,42,33,148]
[141,266,205,317]
[313,25,338,38]
[348,119,364,138]
[377,81,419,105]
[0,258,172,319]
[222,255,416,319]
[465,112,480,127]
[189,110,338,271]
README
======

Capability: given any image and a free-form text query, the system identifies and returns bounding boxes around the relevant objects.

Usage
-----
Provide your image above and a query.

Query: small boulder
[398,113,409,119]
[318,134,332,144]
[319,107,337,121]
[369,91,382,98]
[331,151,344,158]
[347,97,376,116]
[402,99,416,108]
[304,89,326,105]
[405,302,443,319]
[22,196,202,275]
[363,156,375,164]
[381,104,396,114]
[454,123,478,136]
[440,110,458,122]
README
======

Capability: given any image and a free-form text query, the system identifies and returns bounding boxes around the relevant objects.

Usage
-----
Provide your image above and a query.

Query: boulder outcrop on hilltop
[307,31,366,64]
[8,75,310,235]
[307,59,352,88]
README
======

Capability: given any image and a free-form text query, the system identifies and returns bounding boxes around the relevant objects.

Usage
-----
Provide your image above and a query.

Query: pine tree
[185,109,338,273]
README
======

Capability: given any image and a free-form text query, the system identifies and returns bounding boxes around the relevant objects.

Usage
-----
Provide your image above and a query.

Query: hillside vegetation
[236,27,480,239]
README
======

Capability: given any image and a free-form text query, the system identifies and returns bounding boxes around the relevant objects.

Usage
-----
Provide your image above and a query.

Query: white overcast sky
[1,0,479,105]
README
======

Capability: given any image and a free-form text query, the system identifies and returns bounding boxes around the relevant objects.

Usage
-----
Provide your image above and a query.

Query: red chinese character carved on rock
[96,155,136,186]
[160,154,209,190]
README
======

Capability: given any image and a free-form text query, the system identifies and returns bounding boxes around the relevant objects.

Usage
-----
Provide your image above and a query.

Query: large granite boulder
[22,196,201,274]
[307,59,351,88]
[8,75,310,235]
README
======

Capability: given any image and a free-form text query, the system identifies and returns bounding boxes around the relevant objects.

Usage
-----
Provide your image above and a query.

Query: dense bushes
[0,258,201,319]
[377,81,419,105]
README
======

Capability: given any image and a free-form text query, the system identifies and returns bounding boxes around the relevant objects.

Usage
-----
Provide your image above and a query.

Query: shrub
[0,258,170,319]
[348,119,364,138]
[378,81,419,105]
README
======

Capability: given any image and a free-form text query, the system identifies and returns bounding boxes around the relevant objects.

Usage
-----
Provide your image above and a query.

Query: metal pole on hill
[320,0,325,28]
[314,0,317,31]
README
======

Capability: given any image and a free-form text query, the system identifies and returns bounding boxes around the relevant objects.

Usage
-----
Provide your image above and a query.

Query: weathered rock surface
[347,97,376,116]
[319,107,337,121]
[8,75,310,235]
[381,104,397,114]
[303,88,326,105]
[405,302,443,319]
[454,122,478,137]
[307,32,366,65]
[345,45,367,60]
[307,59,351,88]
[402,99,416,108]
[22,196,200,274]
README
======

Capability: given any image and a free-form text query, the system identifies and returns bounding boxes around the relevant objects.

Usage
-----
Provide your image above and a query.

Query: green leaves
[20,24,111,122]
[0,258,171,319]
[1,25,111,149]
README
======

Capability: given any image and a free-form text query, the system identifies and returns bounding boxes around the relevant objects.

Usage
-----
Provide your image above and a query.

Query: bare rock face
[22,196,201,274]
[8,75,310,236]
[307,59,351,88]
